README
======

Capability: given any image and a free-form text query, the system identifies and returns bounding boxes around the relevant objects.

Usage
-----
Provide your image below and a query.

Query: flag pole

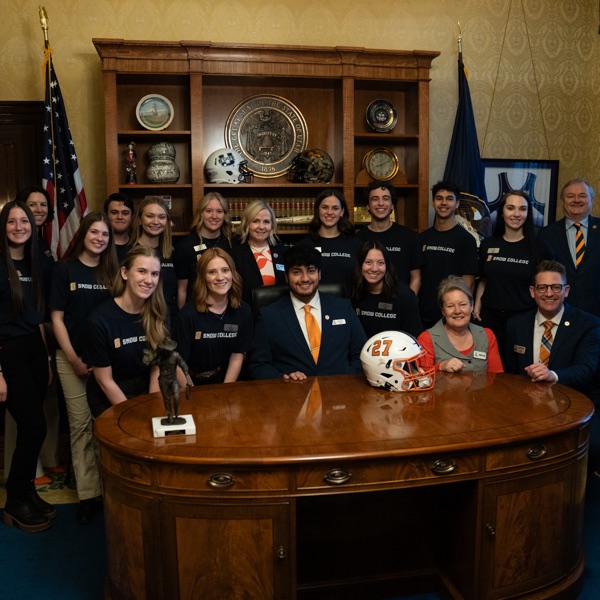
[39,6,49,48]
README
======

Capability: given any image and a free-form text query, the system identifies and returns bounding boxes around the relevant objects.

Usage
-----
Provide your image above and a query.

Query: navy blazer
[249,292,367,380]
[233,242,287,307]
[505,303,600,399]
[538,216,600,317]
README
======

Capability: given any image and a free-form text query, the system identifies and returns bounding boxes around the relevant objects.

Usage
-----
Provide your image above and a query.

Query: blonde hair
[113,246,169,349]
[193,248,243,312]
[129,197,173,259]
[238,199,279,245]
[190,192,232,245]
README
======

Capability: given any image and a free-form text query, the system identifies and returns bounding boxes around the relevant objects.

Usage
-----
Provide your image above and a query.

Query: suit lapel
[280,297,314,363]
[242,244,262,279]
[581,216,600,266]
[548,305,573,366]
[556,219,576,270]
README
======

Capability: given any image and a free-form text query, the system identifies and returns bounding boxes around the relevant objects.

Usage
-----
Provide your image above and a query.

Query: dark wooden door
[0,101,44,206]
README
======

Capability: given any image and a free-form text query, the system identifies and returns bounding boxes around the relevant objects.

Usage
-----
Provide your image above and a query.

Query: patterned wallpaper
[1,0,599,219]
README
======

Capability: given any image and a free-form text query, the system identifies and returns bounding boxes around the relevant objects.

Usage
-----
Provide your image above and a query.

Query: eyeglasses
[534,284,566,293]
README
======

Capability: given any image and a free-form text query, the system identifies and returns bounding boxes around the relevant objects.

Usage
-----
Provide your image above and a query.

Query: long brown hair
[351,240,398,301]
[0,200,45,317]
[193,248,242,312]
[113,246,169,349]
[62,211,118,288]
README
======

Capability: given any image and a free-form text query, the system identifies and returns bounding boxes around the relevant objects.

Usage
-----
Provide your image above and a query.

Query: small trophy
[143,338,196,437]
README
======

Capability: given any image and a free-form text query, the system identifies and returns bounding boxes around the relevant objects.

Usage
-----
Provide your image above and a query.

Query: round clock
[363,148,399,181]
[366,99,398,133]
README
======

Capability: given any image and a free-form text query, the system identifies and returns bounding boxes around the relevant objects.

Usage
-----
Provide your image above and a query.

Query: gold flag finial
[39,6,49,46]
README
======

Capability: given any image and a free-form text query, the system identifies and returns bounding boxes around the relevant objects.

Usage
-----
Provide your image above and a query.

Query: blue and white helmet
[205,148,253,184]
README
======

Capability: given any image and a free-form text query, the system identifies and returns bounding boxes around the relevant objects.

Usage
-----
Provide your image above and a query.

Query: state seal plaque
[225,95,308,178]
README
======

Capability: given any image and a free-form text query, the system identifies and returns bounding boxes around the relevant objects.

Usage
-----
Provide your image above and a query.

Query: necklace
[209,309,227,320]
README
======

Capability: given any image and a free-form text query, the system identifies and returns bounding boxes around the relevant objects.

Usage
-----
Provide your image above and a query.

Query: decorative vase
[146,142,180,184]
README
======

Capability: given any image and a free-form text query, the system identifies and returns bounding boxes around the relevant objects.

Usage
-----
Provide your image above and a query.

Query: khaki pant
[56,350,102,501]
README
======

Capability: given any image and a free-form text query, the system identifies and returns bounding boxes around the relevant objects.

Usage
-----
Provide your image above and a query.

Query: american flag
[42,49,88,258]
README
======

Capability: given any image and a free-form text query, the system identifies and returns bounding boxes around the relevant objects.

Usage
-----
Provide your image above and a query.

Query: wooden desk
[94,372,593,600]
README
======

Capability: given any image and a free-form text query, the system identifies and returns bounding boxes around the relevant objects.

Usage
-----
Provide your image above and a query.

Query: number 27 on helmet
[360,331,435,392]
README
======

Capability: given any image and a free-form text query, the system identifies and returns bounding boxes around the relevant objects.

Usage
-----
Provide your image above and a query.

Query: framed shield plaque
[225,95,308,178]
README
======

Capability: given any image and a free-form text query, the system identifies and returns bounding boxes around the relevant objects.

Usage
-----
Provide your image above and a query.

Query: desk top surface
[94,372,593,466]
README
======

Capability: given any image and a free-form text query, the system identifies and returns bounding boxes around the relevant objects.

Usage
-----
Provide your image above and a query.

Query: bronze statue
[143,338,193,424]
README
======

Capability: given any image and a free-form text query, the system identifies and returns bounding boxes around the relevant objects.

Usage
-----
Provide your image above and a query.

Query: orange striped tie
[539,320,554,366]
[574,223,585,266]
[304,305,321,363]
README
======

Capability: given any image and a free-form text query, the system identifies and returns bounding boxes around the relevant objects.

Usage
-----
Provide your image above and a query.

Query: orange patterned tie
[539,320,554,366]
[303,305,321,363]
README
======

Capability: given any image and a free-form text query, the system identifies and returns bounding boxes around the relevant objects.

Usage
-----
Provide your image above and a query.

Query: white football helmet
[360,331,435,392]
[205,148,253,184]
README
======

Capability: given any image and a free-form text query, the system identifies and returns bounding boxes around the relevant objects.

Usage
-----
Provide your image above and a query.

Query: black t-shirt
[353,283,423,339]
[173,231,236,281]
[356,223,420,285]
[175,301,253,382]
[418,225,478,325]
[0,256,49,339]
[48,259,112,356]
[298,235,361,287]
[478,236,545,312]
[83,299,151,387]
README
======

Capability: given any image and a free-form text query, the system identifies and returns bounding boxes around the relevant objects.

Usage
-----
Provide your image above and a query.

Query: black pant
[1,331,48,502]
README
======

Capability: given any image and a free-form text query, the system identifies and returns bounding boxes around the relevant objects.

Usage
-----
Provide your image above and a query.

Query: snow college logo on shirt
[113,335,146,348]
[195,331,202,340]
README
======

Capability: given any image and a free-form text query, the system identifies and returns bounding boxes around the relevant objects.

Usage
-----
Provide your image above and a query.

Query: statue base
[152,414,196,438]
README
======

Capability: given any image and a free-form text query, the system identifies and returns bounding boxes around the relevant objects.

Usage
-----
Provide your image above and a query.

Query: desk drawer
[157,465,290,493]
[295,454,480,492]
[485,430,581,472]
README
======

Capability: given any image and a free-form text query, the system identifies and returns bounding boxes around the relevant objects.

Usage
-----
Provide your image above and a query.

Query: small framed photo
[482,159,559,231]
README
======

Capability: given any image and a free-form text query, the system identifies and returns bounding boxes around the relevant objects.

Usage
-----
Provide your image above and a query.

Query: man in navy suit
[538,179,600,317]
[249,244,367,381]
[505,260,600,471]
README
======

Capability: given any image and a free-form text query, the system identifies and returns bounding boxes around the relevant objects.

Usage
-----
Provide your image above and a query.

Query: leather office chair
[252,282,347,320]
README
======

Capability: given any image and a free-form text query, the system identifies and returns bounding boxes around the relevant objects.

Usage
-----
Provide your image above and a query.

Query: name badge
[487,247,500,254]
[513,345,526,355]
[194,244,207,252]
[332,319,346,326]
[473,350,487,360]
[378,302,393,310]
[224,323,238,332]
[276,263,285,271]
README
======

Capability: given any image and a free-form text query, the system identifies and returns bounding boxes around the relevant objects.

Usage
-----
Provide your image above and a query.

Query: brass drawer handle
[431,459,457,475]
[527,444,548,460]
[208,473,235,489]
[323,468,352,485]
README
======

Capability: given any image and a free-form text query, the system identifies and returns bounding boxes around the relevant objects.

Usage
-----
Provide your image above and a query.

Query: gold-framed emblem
[225,94,308,178]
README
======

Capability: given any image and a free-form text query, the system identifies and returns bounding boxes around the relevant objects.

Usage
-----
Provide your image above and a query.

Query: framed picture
[482,159,559,231]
